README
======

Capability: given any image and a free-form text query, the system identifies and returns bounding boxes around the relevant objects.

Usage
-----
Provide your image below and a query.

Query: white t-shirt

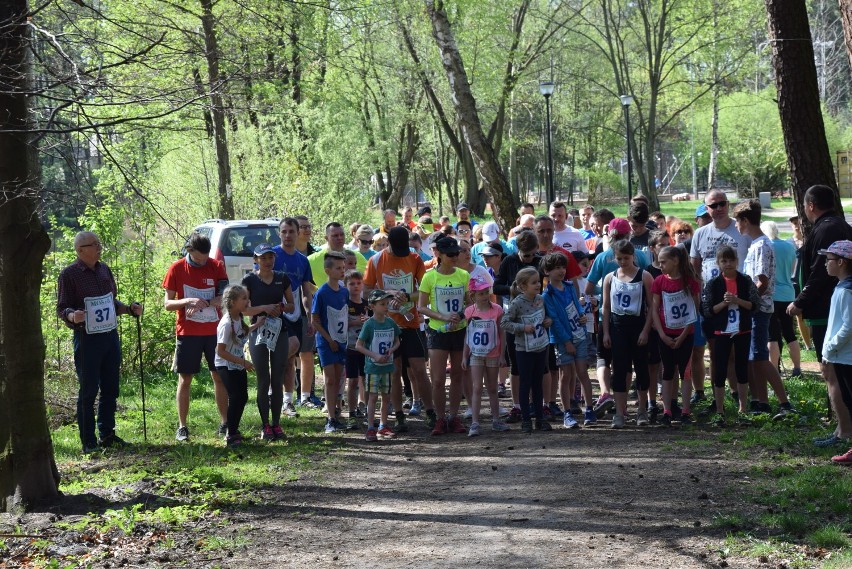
[214,315,248,370]
[744,234,775,313]
[690,220,751,282]
[553,225,587,252]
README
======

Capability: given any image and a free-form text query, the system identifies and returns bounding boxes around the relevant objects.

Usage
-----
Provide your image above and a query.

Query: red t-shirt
[540,244,582,280]
[364,250,426,329]
[651,274,701,336]
[162,258,228,336]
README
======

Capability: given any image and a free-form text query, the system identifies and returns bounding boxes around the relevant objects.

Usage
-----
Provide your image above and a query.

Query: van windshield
[221,226,279,257]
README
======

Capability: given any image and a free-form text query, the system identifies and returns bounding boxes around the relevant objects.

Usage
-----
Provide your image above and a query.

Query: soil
[1,412,801,569]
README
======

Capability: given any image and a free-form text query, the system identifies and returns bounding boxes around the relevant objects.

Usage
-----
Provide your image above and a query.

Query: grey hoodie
[501,294,549,352]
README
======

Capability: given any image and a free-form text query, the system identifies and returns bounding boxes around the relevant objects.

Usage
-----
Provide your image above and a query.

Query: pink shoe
[831,448,852,465]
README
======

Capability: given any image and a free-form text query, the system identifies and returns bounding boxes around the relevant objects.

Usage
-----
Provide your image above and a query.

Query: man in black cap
[453,202,479,229]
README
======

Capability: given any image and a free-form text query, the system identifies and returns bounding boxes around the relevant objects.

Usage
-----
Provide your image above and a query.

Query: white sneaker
[282,402,299,417]
[636,409,649,426]
[468,422,481,437]
[563,414,579,429]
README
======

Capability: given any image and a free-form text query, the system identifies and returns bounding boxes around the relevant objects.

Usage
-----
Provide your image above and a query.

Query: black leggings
[249,330,289,426]
[217,366,248,436]
[515,349,546,422]
[711,334,750,388]
[659,334,693,382]
[610,318,650,392]
[833,363,852,415]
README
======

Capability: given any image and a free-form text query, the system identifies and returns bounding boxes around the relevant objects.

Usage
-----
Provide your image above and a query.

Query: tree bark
[199,0,235,219]
[765,0,842,228]
[707,87,720,191]
[0,0,61,512]
[839,1,852,91]
[424,0,516,234]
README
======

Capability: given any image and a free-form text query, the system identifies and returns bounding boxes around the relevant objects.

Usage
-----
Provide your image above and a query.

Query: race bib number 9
[84,293,117,334]
[724,307,740,334]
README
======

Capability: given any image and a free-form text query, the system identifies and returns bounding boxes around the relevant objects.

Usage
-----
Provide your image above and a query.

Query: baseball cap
[355,224,374,241]
[818,240,852,260]
[456,202,470,212]
[481,245,503,257]
[253,243,276,256]
[434,236,461,254]
[417,206,432,216]
[368,289,395,303]
[607,218,631,237]
[388,226,411,257]
[481,221,500,242]
[469,275,491,292]
[695,204,709,218]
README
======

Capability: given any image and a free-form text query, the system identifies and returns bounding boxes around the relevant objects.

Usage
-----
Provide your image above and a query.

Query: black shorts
[426,327,466,352]
[173,335,216,375]
[345,349,365,378]
[393,328,427,368]
[299,315,316,353]
[547,344,558,371]
[768,301,797,344]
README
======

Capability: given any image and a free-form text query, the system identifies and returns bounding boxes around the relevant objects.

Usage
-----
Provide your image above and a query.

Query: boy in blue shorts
[356,290,401,441]
[311,251,349,433]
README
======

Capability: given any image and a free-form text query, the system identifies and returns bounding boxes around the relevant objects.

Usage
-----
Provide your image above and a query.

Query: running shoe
[217,423,228,437]
[563,413,579,429]
[298,398,315,409]
[226,434,243,448]
[99,433,128,448]
[814,434,848,448]
[365,428,378,442]
[790,367,802,377]
[424,410,437,429]
[377,426,396,439]
[636,409,649,426]
[660,412,672,426]
[272,425,285,440]
[409,400,422,416]
[710,413,726,427]
[282,402,300,418]
[346,417,360,431]
[593,393,614,416]
[689,391,705,406]
[535,420,553,431]
[491,420,511,432]
[583,409,597,426]
[431,417,447,436]
[308,394,323,407]
[611,414,625,429]
[541,406,553,421]
[699,401,717,417]
[449,416,467,433]
[831,448,852,465]
[648,403,659,424]
[468,422,481,437]
[670,401,682,420]
[521,420,533,434]
[737,413,753,426]
[497,383,508,398]
[506,407,523,423]
[547,401,565,419]
[773,404,796,421]
[175,426,190,442]
[680,412,693,425]
[403,397,413,410]
[392,418,409,434]
[463,408,473,419]
[324,419,337,434]
[261,424,275,441]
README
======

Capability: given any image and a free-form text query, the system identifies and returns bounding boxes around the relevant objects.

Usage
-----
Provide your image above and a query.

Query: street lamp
[620,94,634,203]
[540,81,555,205]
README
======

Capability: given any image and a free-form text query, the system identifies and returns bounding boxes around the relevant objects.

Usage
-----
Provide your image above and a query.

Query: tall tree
[0,0,61,512]
[765,0,842,227]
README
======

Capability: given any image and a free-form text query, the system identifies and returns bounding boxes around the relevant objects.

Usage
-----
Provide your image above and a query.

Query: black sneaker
[392,419,409,434]
[680,412,693,425]
[99,433,129,448]
[424,410,437,429]
[82,442,100,454]
[670,401,682,420]
[217,423,228,437]
[699,400,717,417]
[660,413,672,426]
[648,403,659,424]
[521,420,533,434]
[757,402,772,415]
[773,403,796,421]
[710,413,726,427]
[689,391,705,406]
[176,426,190,441]
[536,420,553,431]
[506,407,523,423]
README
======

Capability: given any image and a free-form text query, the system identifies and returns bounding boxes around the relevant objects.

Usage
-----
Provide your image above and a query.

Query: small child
[215,285,263,447]
[602,240,654,428]
[342,249,358,272]
[820,241,852,465]
[462,275,508,435]
[500,267,553,434]
[541,253,596,429]
[356,290,401,441]
[701,245,761,424]
[311,251,349,434]
[345,270,368,430]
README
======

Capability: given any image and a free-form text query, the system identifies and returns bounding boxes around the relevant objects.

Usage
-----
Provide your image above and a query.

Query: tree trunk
[199,0,235,219]
[841,1,852,75]
[765,0,842,230]
[707,87,720,191]
[424,0,516,234]
[0,0,61,512]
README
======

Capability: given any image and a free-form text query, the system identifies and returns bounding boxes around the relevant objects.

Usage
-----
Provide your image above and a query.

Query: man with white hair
[58,231,143,453]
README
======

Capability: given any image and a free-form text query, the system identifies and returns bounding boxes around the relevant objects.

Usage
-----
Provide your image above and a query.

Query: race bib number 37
[84,293,117,334]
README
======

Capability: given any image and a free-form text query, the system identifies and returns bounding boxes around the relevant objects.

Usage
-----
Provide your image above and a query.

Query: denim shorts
[749,310,771,361]
[554,337,589,366]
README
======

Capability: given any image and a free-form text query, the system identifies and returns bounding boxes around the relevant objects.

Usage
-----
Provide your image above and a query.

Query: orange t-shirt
[364,250,426,329]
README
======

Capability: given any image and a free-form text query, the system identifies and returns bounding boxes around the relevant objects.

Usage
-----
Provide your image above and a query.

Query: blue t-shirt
[311,283,349,349]
[272,246,313,291]
[358,316,401,374]
[771,238,797,302]
[471,239,508,266]
[587,248,650,294]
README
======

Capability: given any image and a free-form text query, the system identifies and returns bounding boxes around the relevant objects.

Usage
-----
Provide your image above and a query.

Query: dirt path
[225,421,764,569]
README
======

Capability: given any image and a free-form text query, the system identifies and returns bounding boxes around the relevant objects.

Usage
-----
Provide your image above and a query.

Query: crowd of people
[57,186,852,465]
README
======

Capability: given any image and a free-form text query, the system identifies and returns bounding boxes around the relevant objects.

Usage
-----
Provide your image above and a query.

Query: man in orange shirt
[364,226,435,431]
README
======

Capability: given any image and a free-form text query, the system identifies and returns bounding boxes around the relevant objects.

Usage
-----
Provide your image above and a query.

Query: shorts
[547,344,558,371]
[317,343,347,368]
[749,310,771,361]
[365,373,391,394]
[426,327,466,352]
[693,313,707,347]
[172,335,216,375]
[299,315,316,353]
[596,329,612,366]
[284,318,301,338]
[346,349,365,378]
[393,328,427,368]
[555,337,589,366]
[469,354,501,368]
[769,301,797,344]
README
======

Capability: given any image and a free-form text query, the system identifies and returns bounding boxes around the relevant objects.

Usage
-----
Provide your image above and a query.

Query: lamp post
[620,94,634,203]
[540,81,555,205]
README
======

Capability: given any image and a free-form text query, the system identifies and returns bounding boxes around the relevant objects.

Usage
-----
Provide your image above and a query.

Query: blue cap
[253,243,276,256]
[695,204,709,218]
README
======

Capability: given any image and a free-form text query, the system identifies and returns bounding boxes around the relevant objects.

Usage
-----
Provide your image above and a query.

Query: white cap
[482,221,500,242]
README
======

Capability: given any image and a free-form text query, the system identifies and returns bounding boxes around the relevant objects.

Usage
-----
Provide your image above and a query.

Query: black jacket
[795,212,852,321]
[701,272,761,335]
[493,253,543,297]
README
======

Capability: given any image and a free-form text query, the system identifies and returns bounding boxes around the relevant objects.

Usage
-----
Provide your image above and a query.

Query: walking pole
[135,313,148,442]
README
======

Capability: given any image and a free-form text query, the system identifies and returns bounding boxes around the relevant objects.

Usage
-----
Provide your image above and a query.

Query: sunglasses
[458,229,471,235]
[707,201,728,210]
[360,239,373,245]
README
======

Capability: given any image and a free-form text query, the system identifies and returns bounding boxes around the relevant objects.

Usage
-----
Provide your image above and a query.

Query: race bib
[582,298,595,333]
[369,328,395,362]
[183,285,218,323]
[522,309,549,351]
[283,285,302,322]
[611,279,642,316]
[327,305,348,344]
[255,317,283,351]
[383,273,414,315]
[662,289,697,330]
[564,302,585,342]
[467,319,497,356]
[702,259,720,283]
[724,307,740,334]
[84,293,117,334]
[435,285,465,316]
